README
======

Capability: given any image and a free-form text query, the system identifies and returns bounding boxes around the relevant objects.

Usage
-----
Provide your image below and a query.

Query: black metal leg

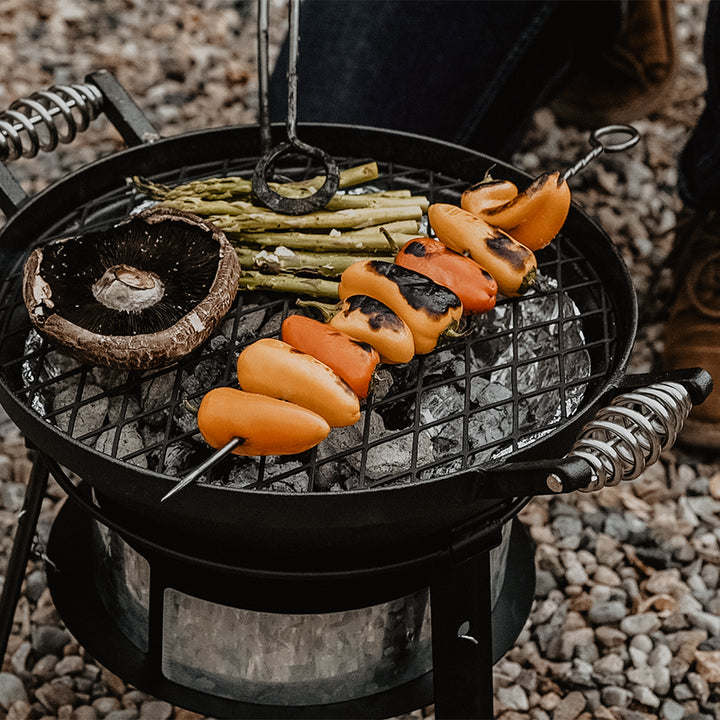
[0,452,49,658]
[430,551,495,720]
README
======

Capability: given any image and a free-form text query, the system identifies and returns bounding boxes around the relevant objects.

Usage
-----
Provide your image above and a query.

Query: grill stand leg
[430,551,495,720]
[0,451,48,659]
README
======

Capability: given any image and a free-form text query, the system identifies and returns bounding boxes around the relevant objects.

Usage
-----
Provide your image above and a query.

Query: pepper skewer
[161,437,242,502]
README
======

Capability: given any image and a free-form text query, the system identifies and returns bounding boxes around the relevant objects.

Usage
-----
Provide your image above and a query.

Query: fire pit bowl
[0,72,711,565]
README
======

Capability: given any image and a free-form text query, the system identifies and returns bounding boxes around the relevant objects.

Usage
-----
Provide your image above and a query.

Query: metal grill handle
[0,83,104,163]
[550,381,694,493]
[0,70,159,216]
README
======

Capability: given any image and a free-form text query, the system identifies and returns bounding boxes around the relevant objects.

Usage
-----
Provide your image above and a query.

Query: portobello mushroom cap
[22,207,241,369]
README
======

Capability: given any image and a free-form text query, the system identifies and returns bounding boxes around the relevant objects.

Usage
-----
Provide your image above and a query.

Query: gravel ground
[0,1,719,719]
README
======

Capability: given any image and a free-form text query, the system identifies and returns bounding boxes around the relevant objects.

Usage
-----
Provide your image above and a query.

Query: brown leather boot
[553,0,678,127]
[662,210,720,449]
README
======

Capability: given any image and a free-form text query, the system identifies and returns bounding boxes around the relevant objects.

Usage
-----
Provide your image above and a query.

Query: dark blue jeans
[269,1,621,161]
[679,0,720,211]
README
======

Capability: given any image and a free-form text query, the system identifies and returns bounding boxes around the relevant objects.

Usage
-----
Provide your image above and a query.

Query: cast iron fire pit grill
[0,71,711,719]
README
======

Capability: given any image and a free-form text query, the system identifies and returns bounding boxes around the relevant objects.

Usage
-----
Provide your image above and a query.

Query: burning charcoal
[312,453,351,491]
[95,423,148,468]
[317,411,434,485]
[259,310,284,338]
[52,383,109,437]
[469,376,512,408]
[419,382,465,439]
[139,372,177,427]
[160,440,198,477]
[467,399,514,454]
[43,348,83,376]
[367,368,394,401]
[424,417,465,456]
[106,394,141,425]
[421,346,465,379]
[375,394,415,432]
[173,400,199,435]
[225,455,263,487]
[181,335,230,395]
[518,388,564,435]
[141,426,167,468]
[365,431,434,484]
[263,459,310,493]
[90,366,130,389]
[229,304,270,342]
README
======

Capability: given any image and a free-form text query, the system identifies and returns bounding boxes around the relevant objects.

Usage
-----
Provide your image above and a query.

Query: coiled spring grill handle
[0,69,159,216]
[546,368,713,494]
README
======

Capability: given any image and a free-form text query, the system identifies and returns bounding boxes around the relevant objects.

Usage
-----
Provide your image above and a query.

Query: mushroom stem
[92,264,165,311]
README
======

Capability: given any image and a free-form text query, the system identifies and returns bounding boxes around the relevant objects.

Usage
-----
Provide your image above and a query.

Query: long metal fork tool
[251,0,340,214]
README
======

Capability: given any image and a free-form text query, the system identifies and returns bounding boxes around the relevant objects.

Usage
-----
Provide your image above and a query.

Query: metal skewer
[161,437,242,502]
[562,124,641,181]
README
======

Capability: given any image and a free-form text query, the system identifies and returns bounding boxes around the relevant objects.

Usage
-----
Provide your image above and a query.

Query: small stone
[55,656,85,677]
[627,664,657,689]
[661,699,686,720]
[551,690,586,720]
[6,699,32,720]
[672,683,694,701]
[560,628,594,661]
[74,707,98,720]
[633,684,661,708]
[34,681,76,712]
[686,671,710,702]
[24,569,46,603]
[593,566,622,587]
[694,650,720,683]
[601,685,633,707]
[173,710,205,720]
[688,611,720,637]
[629,634,654,654]
[595,626,627,648]
[593,652,624,675]
[104,711,138,720]
[92,697,121,715]
[496,685,529,711]
[588,600,627,625]
[10,642,31,675]
[32,655,60,682]
[0,674,28,711]
[653,664,671,695]
[32,626,71,657]
[100,668,126,697]
[620,613,661,636]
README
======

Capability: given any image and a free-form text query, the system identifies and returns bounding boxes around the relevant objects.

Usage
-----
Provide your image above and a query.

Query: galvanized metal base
[46,497,535,719]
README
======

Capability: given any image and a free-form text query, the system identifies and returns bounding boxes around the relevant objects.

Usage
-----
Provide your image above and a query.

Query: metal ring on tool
[252,138,340,215]
[590,124,641,153]
[562,124,641,181]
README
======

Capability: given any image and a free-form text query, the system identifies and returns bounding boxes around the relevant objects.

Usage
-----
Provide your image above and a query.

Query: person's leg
[678,0,720,210]
[662,1,720,449]
[269,0,621,160]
